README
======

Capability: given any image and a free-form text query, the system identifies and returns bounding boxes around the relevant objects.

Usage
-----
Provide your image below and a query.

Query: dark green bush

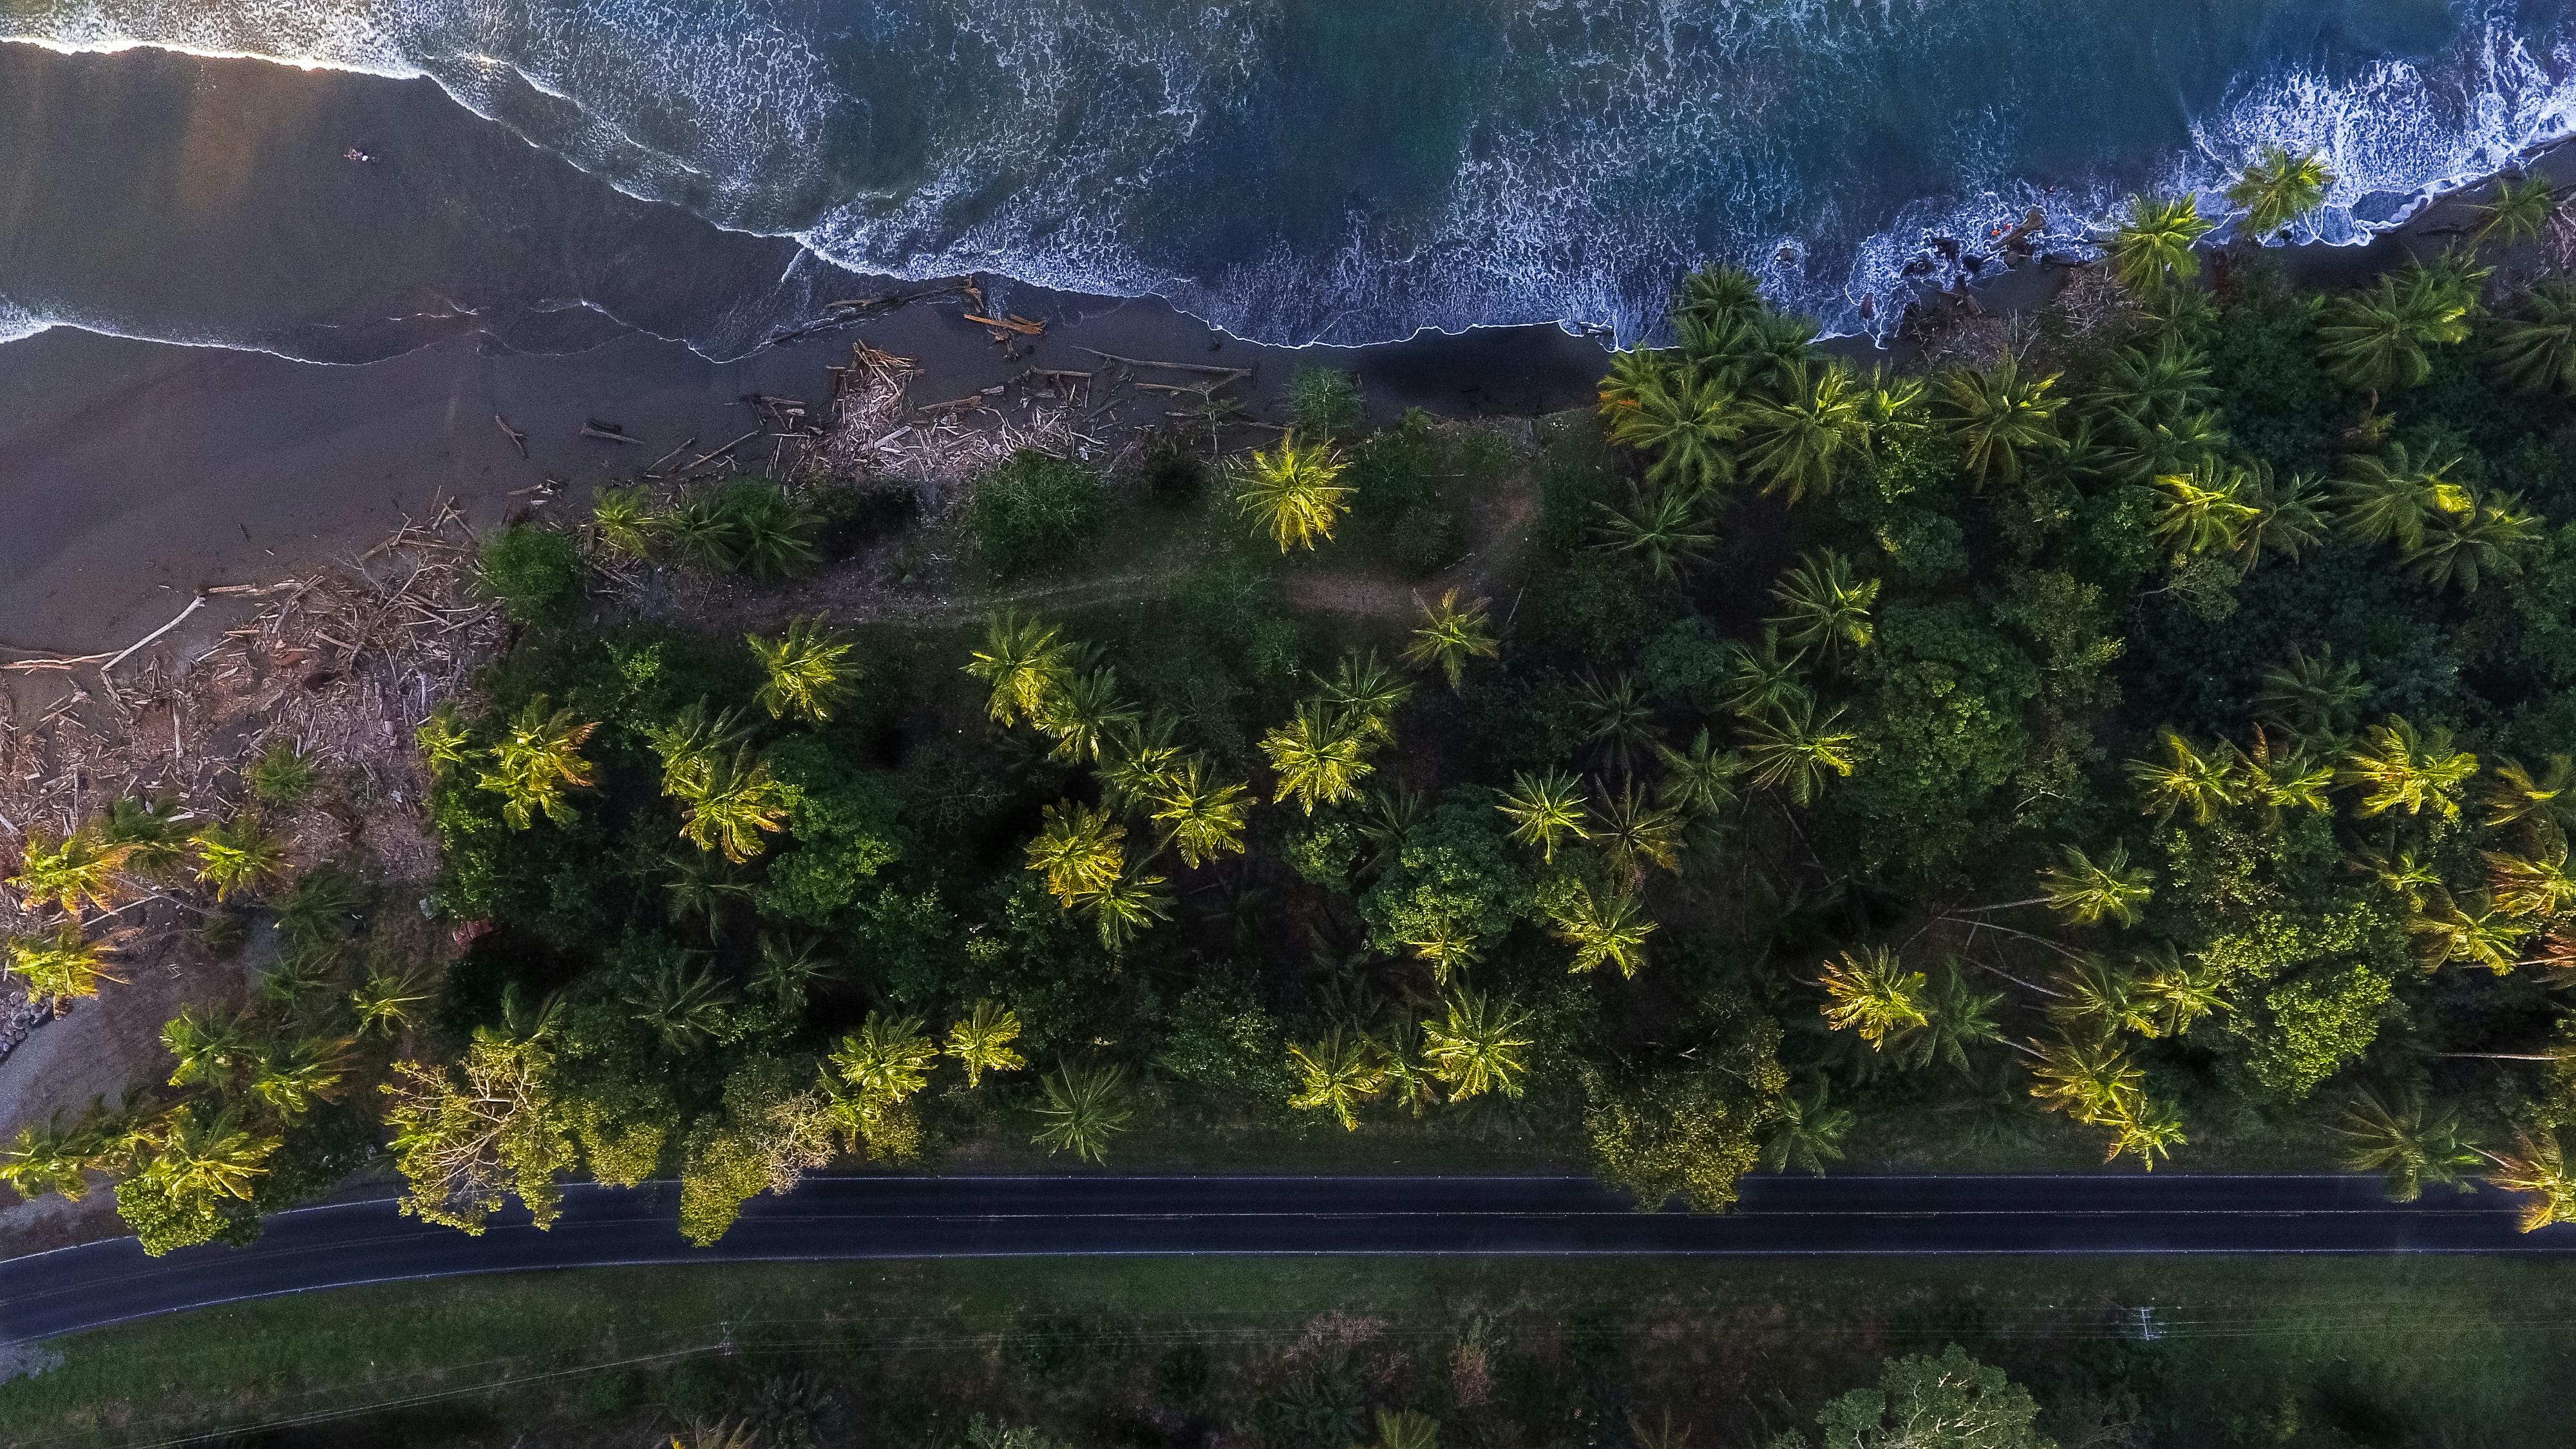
[969,450,1107,578]
[475,524,583,626]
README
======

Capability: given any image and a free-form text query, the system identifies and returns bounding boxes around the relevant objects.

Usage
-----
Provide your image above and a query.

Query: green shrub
[475,525,583,626]
[969,450,1107,578]
[667,478,819,580]
[1288,365,1364,437]
[245,741,321,808]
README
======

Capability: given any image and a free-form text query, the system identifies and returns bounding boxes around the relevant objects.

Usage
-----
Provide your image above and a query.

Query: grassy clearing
[8,1254,2573,1447]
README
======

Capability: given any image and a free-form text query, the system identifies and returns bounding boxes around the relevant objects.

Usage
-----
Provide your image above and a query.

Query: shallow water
[1,0,2571,357]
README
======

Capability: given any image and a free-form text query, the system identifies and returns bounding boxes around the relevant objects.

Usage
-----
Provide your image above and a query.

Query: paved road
[4,1172,2566,1343]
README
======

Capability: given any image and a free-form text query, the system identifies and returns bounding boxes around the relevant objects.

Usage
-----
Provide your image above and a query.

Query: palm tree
[661,848,754,944]
[250,1036,354,1117]
[2334,1084,2479,1202]
[1720,630,1810,719]
[2228,146,2334,238]
[1,1109,136,1202]
[1086,864,1173,950]
[2125,730,2240,824]
[1740,359,1870,502]
[1767,548,1879,667]
[2334,442,2472,550]
[1260,700,1374,813]
[2237,466,2330,565]
[965,611,1071,726]
[101,793,191,880]
[829,1012,940,1109]
[1036,666,1139,764]
[1496,770,1593,863]
[945,1001,1027,1088]
[1098,716,1186,810]
[1421,989,1535,1103]
[1762,1077,1855,1175]
[2318,260,2480,393]
[2134,946,2228,1038]
[1401,590,1499,690]
[2108,194,2214,301]
[727,486,821,581]
[2148,461,2261,561]
[1362,1409,1442,1449]
[1595,485,1717,580]
[1286,1026,1387,1130]
[648,700,753,799]
[1653,729,1744,820]
[748,616,858,723]
[1354,786,1426,878]
[1313,650,1411,740]
[1737,697,1860,805]
[2049,955,2159,1039]
[2026,1032,2145,1126]
[675,748,792,862]
[2492,281,2576,395]
[2254,645,2368,741]
[2096,1091,2188,1170]
[2407,891,2529,973]
[1025,801,1126,904]
[350,967,433,1039]
[1574,672,1656,779]
[1147,758,1251,869]
[2407,490,2539,593]
[162,1006,256,1089]
[590,484,667,556]
[2483,754,2574,830]
[1595,780,1685,881]
[2038,842,2154,927]
[1937,355,2064,488]
[1370,1017,1441,1116]
[1893,961,2004,1074]
[1672,263,1769,338]
[191,815,289,902]
[5,925,121,1008]
[1544,883,1655,978]
[1604,369,1741,495]
[2483,1132,2576,1231]
[2342,715,2477,820]
[2470,173,2556,248]
[2087,332,2215,424]
[1817,947,1929,1046]
[1235,433,1352,552]
[625,960,733,1053]
[1401,920,1483,980]
[142,1106,277,1204]
[475,696,598,830]
[9,828,129,917]
[1031,1062,1132,1164]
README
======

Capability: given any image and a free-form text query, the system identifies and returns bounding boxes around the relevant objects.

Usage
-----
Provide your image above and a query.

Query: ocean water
[0,0,2571,358]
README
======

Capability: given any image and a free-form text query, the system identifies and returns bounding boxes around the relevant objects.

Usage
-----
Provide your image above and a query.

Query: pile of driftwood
[0,497,504,892]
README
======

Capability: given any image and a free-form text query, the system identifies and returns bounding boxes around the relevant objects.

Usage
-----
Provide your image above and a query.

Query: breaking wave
[0,0,2571,353]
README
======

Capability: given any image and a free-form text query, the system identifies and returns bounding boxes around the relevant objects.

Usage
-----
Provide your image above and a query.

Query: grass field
[6,1253,2572,1448]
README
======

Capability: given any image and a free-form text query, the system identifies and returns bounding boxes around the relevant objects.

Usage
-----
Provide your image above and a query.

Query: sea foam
[0,0,2571,355]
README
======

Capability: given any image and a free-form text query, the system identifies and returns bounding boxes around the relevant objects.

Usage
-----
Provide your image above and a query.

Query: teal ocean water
[0,0,2571,356]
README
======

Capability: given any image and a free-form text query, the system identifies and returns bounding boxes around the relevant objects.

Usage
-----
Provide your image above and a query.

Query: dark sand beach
[0,38,2559,659]
[0,43,1609,656]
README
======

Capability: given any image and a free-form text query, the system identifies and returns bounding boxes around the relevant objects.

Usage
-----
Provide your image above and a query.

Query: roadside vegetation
[10,161,2576,1253]
[7,1253,2568,1447]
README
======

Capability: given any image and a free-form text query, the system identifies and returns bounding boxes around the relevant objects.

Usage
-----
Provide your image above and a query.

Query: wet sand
[0,37,2559,656]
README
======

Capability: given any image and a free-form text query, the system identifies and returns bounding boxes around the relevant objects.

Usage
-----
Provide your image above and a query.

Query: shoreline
[0,70,2567,658]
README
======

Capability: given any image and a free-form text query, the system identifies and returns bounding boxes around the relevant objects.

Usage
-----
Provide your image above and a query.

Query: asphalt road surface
[5,1172,2566,1343]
